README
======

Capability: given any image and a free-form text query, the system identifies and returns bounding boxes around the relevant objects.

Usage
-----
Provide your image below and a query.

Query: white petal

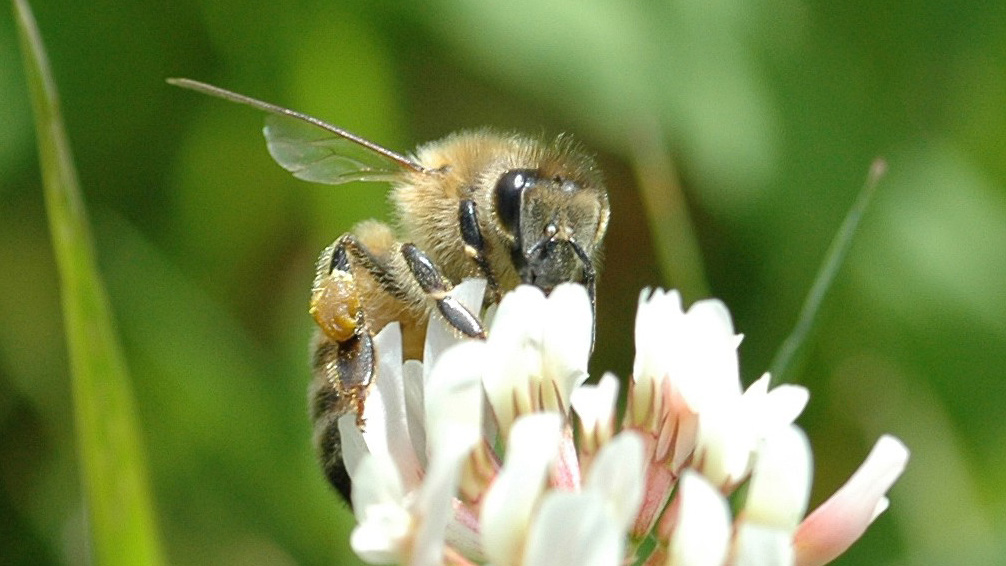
[350,452,411,563]
[571,372,620,442]
[632,288,683,385]
[633,290,744,422]
[352,324,397,476]
[759,385,809,429]
[351,451,406,511]
[744,425,813,530]
[402,359,427,469]
[745,372,771,397]
[733,522,795,566]
[351,511,411,565]
[411,438,473,566]
[687,297,737,335]
[794,436,909,566]
[666,471,732,566]
[674,298,743,409]
[694,400,756,487]
[630,289,684,424]
[423,278,487,375]
[584,430,646,531]
[742,373,809,436]
[524,492,622,566]
[451,277,488,313]
[541,283,593,408]
[339,412,369,484]
[481,413,562,566]
[482,286,547,434]
[424,341,486,457]
[371,323,423,489]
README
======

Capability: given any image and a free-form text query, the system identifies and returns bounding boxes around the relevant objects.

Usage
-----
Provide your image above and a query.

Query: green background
[2,0,1004,564]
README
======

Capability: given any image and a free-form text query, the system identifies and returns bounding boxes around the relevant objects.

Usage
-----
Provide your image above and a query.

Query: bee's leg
[309,234,378,505]
[310,333,374,505]
[338,227,486,341]
[459,199,501,304]
[569,238,597,351]
[400,243,487,340]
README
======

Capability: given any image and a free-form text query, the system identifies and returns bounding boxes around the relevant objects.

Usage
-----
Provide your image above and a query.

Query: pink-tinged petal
[481,413,562,566]
[524,492,622,566]
[445,500,484,562]
[666,471,732,566]
[665,386,699,472]
[732,522,795,566]
[794,435,909,566]
[584,431,645,532]
[633,451,676,536]
[744,425,812,530]
[553,425,582,491]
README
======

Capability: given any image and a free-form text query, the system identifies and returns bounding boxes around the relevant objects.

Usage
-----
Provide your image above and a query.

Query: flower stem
[631,123,710,301]
[769,159,887,384]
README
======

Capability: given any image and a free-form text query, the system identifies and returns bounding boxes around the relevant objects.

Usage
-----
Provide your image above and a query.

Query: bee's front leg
[458,199,501,305]
[400,243,486,340]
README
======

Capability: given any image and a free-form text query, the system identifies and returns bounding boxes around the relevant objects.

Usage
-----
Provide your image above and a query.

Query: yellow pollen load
[310,270,361,343]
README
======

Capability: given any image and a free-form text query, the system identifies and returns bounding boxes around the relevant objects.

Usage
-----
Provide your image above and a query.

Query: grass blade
[13,1,166,563]
[769,159,887,384]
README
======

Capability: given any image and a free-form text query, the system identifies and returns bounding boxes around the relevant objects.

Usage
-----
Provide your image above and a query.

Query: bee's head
[493,166,610,293]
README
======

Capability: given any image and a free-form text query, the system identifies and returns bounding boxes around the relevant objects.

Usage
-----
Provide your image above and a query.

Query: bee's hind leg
[309,233,379,505]
[309,228,487,504]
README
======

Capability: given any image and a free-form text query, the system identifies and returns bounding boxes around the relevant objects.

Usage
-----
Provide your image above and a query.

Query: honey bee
[168,79,611,502]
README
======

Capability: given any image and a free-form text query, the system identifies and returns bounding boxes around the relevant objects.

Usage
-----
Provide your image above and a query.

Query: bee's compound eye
[494,169,534,234]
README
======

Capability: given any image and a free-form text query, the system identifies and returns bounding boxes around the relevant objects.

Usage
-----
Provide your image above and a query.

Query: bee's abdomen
[311,395,353,504]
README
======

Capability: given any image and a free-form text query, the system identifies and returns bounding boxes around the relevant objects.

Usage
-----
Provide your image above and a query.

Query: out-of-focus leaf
[13,1,165,564]
[411,0,786,194]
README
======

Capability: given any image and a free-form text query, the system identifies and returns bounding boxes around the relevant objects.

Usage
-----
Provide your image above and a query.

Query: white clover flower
[340,280,909,566]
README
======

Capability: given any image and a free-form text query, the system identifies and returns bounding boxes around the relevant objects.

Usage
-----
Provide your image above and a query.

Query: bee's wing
[263,114,410,184]
[168,78,428,185]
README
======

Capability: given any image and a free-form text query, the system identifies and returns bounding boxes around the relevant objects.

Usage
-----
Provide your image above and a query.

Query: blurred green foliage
[2,0,1004,565]
[14,0,165,563]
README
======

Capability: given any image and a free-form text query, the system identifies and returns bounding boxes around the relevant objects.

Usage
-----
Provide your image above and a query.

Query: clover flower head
[340,280,909,566]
